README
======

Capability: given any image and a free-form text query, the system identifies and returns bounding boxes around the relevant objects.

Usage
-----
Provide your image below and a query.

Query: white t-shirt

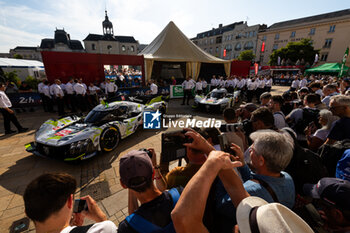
[150,83,158,95]
[313,128,329,142]
[60,221,117,233]
[195,82,202,91]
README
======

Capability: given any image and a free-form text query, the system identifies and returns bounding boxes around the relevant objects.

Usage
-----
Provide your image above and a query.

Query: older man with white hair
[171,129,298,233]
[215,130,295,232]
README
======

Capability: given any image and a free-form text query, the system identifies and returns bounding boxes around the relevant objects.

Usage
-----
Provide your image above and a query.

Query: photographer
[23,173,116,233]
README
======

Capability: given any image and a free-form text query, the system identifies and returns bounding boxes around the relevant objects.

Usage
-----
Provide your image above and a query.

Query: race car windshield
[209,92,225,99]
[84,110,110,123]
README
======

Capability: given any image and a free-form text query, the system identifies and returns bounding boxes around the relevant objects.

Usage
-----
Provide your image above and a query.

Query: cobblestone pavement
[0,86,288,232]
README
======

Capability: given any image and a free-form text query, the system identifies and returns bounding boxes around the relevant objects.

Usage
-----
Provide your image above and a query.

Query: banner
[254,63,259,75]
[7,92,42,108]
[340,47,349,77]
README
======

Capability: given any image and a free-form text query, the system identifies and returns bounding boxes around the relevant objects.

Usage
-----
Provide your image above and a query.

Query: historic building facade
[255,9,350,66]
[39,28,85,53]
[9,46,42,61]
[83,11,138,55]
[191,22,266,60]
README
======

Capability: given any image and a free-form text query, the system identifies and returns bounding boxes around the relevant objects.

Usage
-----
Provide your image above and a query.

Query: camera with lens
[139,148,153,158]
[161,130,193,163]
[220,119,253,137]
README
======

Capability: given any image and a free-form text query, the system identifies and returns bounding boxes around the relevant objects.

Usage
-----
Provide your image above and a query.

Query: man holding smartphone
[23,173,117,233]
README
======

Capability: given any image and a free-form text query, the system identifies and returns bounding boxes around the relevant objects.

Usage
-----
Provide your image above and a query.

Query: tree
[13,54,23,59]
[5,71,21,86]
[238,50,255,61]
[269,38,319,66]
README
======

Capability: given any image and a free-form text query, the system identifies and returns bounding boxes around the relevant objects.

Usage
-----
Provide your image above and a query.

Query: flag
[254,63,259,75]
[340,47,349,77]
[261,42,265,52]
[223,49,226,57]
[277,56,281,66]
[314,54,319,63]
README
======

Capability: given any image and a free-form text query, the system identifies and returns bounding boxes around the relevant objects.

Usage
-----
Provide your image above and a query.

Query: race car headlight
[70,139,94,155]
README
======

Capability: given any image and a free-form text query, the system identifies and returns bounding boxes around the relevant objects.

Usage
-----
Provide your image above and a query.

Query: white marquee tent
[139,21,231,81]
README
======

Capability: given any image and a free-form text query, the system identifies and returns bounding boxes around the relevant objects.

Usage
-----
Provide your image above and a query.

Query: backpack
[293,108,320,135]
[318,139,350,177]
[69,224,93,233]
[126,188,180,233]
[283,130,328,194]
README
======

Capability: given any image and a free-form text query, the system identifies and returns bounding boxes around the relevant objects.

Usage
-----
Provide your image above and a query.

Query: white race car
[25,97,167,162]
[193,88,234,112]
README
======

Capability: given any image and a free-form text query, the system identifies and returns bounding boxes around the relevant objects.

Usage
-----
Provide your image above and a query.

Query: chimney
[219,24,223,28]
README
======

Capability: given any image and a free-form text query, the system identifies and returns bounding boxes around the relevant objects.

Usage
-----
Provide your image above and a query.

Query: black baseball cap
[303,177,350,210]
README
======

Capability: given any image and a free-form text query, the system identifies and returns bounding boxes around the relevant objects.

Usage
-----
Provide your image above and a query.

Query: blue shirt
[327,117,350,141]
[239,165,295,209]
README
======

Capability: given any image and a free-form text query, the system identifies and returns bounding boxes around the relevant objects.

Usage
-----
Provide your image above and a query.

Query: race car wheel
[100,127,120,152]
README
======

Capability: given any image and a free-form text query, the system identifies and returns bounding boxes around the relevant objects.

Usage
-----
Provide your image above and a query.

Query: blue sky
[0,0,349,52]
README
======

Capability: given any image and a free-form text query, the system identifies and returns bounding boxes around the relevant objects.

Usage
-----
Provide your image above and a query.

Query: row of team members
[37,78,118,116]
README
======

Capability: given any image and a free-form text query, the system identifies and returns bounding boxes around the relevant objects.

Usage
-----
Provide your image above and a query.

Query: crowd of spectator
[22,73,350,233]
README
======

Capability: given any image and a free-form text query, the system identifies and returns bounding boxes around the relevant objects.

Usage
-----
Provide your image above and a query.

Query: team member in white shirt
[299,76,308,89]
[210,75,217,91]
[74,80,87,112]
[265,76,273,92]
[53,79,65,116]
[150,79,158,97]
[182,76,195,105]
[37,80,48,112]
[246,77,257,102]
[65,78,76,112]
[290,76,300,91]
[195,78,203,95]
[201,79,208,94]
[105,79,118,98]
[0,83,28,134]
[88,83,100,107]
[42,80,53,112]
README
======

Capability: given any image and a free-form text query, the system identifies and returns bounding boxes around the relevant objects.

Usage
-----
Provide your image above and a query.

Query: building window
[329,25,336,33]
[272,44,278,51]
[210,38,214,44]
[249,31,254,37]
[209,48,213,54]
[121,45,126,51]
[235,43,242,51]
[262,35,267,41]
[323,39,333,48]
[253,31,257,37]
[290,31,296,38]
[205,39,208,45]
[275,33,280,39]
[309,28,316,35]
[321,53,328,61]
[260,55,264,63]
[130,46,134,52]
[92,43,96,50]
[216,47,219,53]
[244,41,254,50]
[216,36,222,44]
[107,45,112,51]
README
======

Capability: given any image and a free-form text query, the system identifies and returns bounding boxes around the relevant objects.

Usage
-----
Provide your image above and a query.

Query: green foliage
[238,50,255,61]
[4,71,20,86]
[269,38,319,66]
[24,76,40,90]
[13,54,23,59]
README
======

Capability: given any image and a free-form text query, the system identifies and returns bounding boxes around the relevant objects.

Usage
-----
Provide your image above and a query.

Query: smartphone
[218,133,236,156]
[73,199,88,213]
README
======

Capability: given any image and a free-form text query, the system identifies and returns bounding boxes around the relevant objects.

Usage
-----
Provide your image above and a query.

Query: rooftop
[84,34,137,43]
[269,8,350,30]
